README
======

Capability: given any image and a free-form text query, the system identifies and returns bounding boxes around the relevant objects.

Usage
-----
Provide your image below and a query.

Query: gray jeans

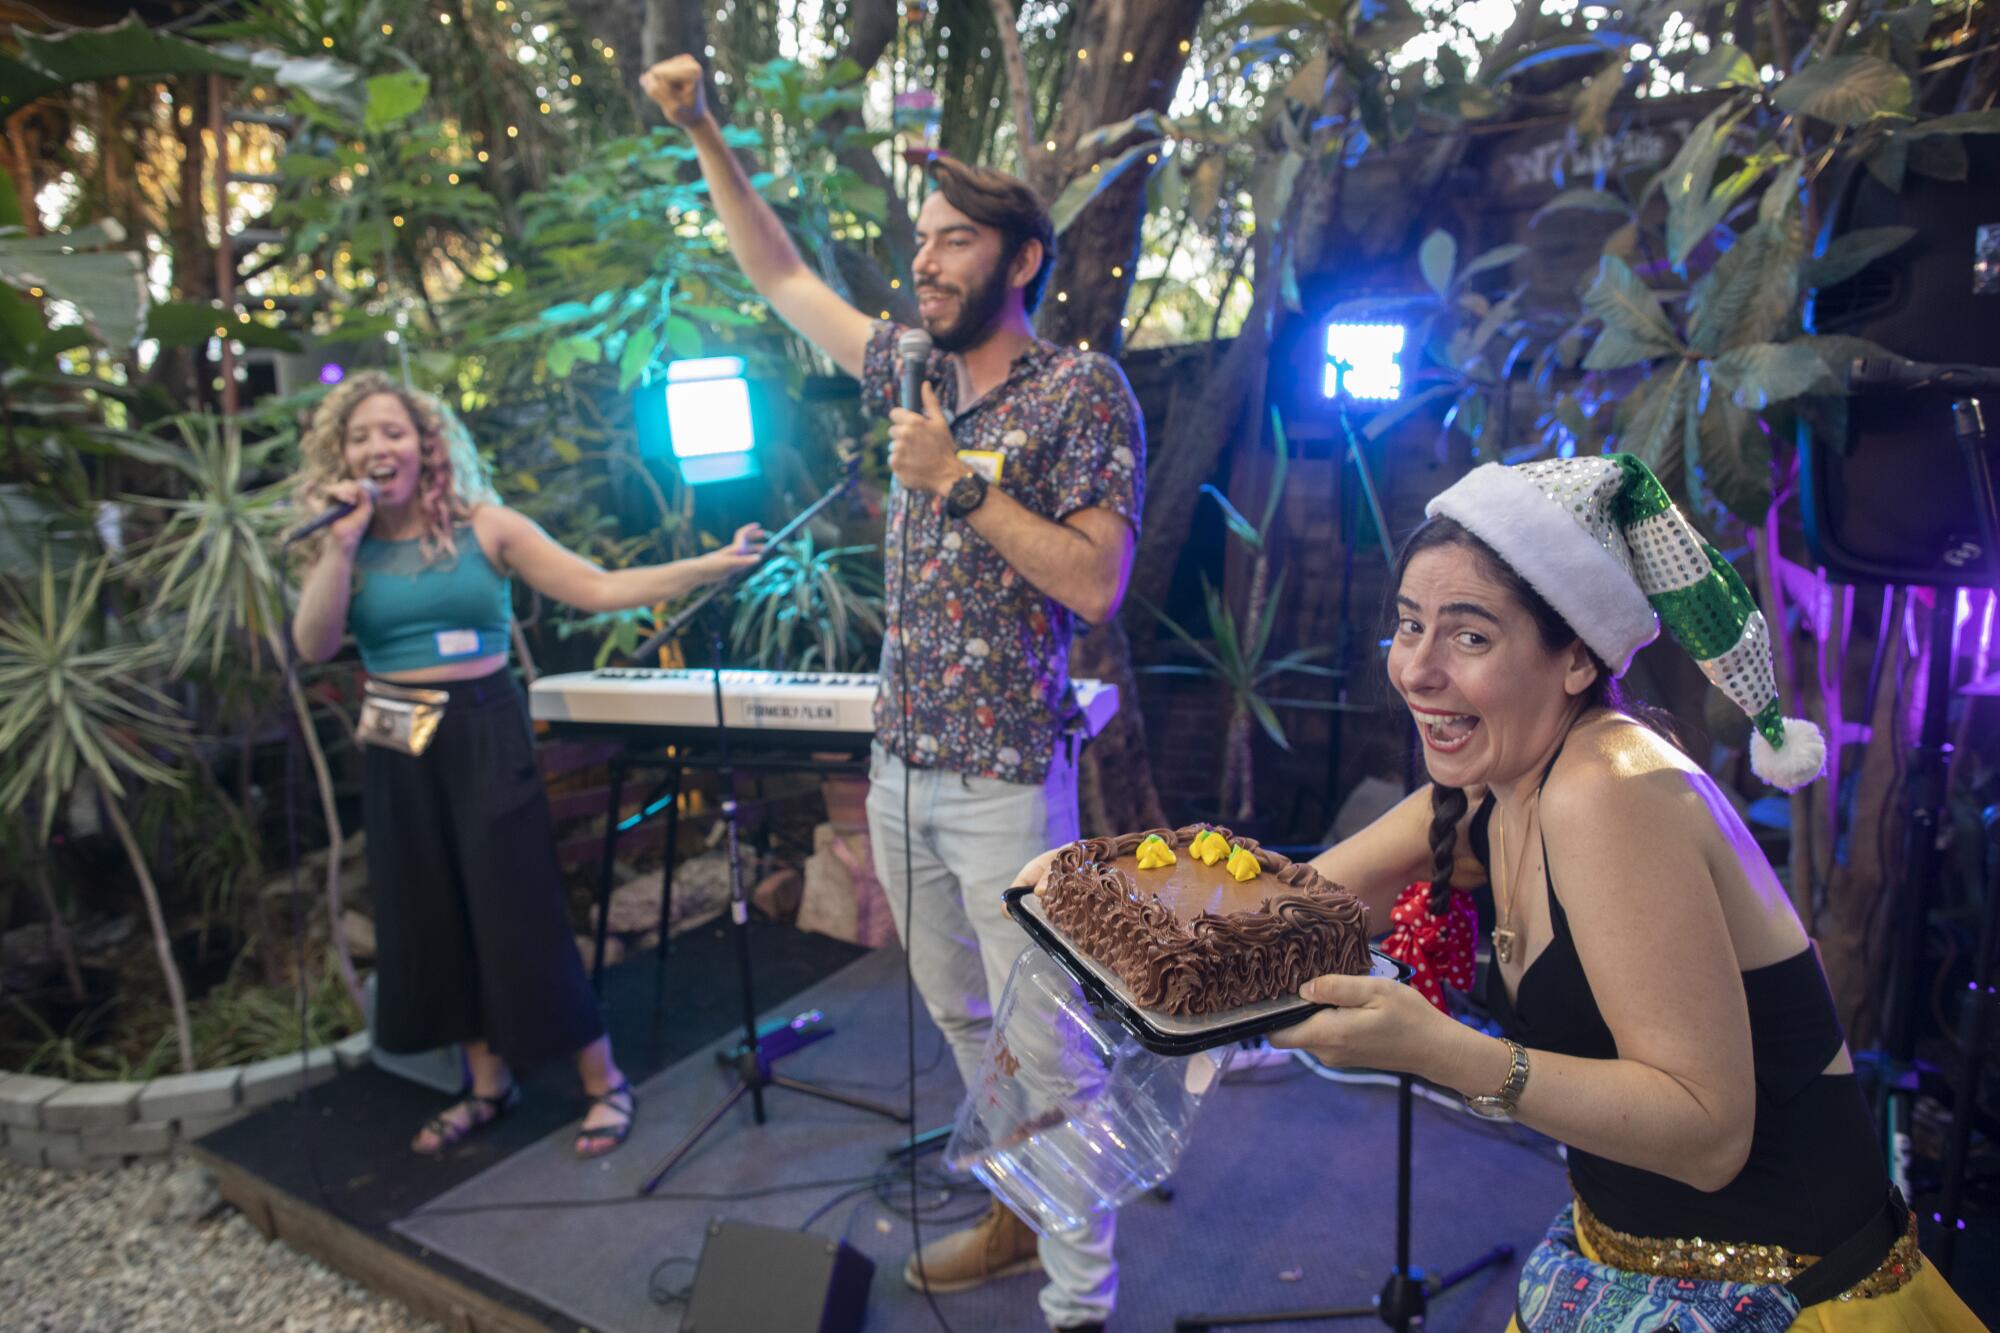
[866,740,1116,1328]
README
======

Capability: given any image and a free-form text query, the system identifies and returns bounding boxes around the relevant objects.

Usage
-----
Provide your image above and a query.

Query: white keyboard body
[530,668,1118,741]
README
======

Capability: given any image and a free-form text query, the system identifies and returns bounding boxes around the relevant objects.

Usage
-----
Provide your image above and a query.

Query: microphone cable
[894,345,960,1333]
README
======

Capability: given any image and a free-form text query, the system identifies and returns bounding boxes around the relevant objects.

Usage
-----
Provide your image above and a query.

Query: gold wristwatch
[1463,1038,1529,1120]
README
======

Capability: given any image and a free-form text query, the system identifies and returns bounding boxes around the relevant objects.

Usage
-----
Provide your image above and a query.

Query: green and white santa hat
[1425,453,1825,791]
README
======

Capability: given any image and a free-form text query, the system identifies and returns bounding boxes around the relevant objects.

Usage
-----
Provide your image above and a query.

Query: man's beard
[919,259,1011,353]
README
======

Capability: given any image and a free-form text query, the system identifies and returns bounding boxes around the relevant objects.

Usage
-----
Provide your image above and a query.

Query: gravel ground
[0,1152,438,1333]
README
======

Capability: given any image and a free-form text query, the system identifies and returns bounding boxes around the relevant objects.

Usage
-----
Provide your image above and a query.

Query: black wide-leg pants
[362,668,604,1067]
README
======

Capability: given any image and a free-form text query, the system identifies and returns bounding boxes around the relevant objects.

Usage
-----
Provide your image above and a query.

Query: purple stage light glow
[319,363,345,385]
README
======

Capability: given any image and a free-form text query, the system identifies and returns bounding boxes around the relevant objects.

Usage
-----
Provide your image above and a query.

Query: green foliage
[0,557,187,834]
[727,531,886,674]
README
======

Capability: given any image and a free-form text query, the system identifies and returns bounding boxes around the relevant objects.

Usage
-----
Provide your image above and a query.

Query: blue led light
[1323,322,1406,401]
[637,355,760,484]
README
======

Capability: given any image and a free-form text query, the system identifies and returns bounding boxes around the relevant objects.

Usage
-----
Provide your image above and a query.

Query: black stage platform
[191,920,2000,1331]
[191,920,866,1330]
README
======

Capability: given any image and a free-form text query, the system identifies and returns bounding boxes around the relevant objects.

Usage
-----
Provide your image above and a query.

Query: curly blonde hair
[293,371,499,563]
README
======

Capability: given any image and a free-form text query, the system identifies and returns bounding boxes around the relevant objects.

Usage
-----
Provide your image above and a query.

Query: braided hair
[1424,784,1470,917]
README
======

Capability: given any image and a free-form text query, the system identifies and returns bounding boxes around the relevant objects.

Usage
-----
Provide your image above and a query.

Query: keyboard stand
[584,742,868,998]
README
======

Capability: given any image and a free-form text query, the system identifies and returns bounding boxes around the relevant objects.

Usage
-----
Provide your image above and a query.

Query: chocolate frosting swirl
[1041,825,1372,1016]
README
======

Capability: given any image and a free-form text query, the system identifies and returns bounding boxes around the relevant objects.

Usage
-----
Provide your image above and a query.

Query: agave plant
[0,555,196,1071]
[123,413,364,1010]
[1139,411,1343,823]
[727,530,886,674]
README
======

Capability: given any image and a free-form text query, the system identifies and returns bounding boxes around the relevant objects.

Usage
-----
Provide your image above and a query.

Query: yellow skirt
[1504,1210,1984,1332]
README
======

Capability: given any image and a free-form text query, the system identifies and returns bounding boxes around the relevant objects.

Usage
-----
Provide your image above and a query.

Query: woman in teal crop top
[291,371,762,1158]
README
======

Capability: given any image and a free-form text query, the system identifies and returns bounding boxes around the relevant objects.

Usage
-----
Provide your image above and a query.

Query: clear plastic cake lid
[1005,886,1408,1056]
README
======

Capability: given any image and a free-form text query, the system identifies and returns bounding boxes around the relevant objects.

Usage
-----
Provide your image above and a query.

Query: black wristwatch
[944,469,989,519]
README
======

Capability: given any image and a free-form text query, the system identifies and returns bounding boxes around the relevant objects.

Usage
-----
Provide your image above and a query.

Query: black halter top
[1468,791,1883,1255]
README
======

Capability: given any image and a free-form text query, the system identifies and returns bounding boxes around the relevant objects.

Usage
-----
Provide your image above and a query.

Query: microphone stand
[634,470,909,1196]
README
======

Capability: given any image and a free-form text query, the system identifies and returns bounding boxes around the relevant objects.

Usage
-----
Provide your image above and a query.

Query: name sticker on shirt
[956,449,1004,483]
[435,629,481,658]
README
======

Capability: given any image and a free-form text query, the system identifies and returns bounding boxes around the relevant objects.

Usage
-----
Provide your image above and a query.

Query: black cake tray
[1003,886,1410,1057]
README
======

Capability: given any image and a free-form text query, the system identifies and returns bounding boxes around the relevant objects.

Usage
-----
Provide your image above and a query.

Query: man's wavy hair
[926,155,1058,314]
[1389,516,1684,918]
[293,371,497,564]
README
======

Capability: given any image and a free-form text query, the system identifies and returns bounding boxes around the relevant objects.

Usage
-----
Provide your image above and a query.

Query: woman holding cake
[1255,455,1977,1329]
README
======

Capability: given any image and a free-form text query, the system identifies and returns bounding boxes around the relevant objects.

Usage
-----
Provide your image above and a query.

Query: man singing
[644,55,1142,1333]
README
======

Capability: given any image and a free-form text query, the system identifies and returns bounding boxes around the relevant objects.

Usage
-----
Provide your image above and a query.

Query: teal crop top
[348,527,512,674]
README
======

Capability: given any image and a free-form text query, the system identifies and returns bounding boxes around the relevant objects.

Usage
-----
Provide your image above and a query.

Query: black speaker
[1799,134,2000,586]
[681,1219,874,1333]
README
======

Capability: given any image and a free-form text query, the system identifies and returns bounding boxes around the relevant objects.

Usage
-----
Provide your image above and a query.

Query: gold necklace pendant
[1492,925,1519,966]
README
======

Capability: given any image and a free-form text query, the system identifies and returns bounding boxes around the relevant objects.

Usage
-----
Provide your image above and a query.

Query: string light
[439,11,451,23]
[603,45,615,58]
[1078,339,1090,350]
[28,286,42,297]
[392,215,406,226]
[889,278,901,288]
[1122,50,1134,62]
[448,172,460,183]
[477,150,489,161]
[1146,153,1158,163]
[539,101,551,113]
[880,309,891,318]
[381,21,393,32]
[1077,47,1088,59]
[313,268,326,279]
[1045,139,1056,151]
[1120,317,1131,327]
[321,35,334,47]
[1111,266,1123,277]
[263,298,276,309]
[1056,290,1068,302]
[506,124,519,137]
[1179,39,1191,52]
[570,73,582,85]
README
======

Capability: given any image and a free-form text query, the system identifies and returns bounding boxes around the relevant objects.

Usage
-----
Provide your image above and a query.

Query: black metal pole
[709,627,766,1124]
[589,756,626,993]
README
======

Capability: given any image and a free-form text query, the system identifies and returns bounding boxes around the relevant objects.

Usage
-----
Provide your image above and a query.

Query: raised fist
[641,55,708,129]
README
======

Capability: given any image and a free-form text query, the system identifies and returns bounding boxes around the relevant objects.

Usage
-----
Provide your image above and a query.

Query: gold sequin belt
[1573,1194,1921,1301]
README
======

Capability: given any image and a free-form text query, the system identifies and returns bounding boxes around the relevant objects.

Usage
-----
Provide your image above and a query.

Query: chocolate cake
[1039,825,1371,1016]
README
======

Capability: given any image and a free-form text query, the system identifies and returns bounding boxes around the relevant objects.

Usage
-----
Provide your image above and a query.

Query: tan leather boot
[901,1198,1043,1292]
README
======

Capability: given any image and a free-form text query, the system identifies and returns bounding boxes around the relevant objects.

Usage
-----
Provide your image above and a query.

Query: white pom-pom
[1749,717,1826,791]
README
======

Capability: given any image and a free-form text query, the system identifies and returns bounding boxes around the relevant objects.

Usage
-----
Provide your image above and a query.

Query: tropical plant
[122,411,364,1009]
[1141,411,1340,821]
[0,556,195,1070]
[728,530,886,674]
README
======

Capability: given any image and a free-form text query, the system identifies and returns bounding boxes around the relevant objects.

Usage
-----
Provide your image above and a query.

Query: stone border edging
[0,1032,370,1169]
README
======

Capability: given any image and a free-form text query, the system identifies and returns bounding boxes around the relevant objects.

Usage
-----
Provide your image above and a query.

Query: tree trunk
[1027,0,1206,355]
[102,790,195,1073]
[825,0,918,325]
[280,654,364,1013]
[1812,588,1913,1047]
[31,847,86,1004]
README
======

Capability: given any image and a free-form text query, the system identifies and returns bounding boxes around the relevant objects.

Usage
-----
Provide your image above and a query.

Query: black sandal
[413,1082,520,1155]
[575,1079,637,1158]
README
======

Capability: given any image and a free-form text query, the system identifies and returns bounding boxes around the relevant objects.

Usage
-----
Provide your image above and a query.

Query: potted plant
[727,528,886,826]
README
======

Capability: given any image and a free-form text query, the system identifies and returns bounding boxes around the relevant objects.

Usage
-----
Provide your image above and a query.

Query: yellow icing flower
[1189,830,1229,865]
[1134,834,1177,869]
[1225,844,1261,882]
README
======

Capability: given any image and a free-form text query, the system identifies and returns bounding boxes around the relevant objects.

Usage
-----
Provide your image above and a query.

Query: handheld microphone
[285,478,379,546]
[897,327,933,412]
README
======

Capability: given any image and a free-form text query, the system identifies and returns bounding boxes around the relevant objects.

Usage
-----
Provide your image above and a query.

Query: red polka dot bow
[1380,882,1475,1014]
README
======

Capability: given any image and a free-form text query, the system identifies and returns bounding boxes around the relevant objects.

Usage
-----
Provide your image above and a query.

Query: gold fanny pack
[358,680,451,755]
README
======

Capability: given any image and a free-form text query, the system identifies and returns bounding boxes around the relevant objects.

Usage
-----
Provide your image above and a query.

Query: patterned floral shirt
[860,320,1145,784]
